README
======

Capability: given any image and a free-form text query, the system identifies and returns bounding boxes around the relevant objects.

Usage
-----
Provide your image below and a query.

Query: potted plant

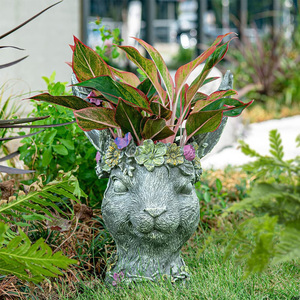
[30,32,253,284]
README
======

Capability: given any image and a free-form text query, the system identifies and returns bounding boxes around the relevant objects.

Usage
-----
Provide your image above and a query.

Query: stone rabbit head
[71,71,233,283]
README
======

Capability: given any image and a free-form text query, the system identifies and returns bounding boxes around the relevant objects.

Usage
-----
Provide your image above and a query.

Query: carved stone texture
[102,163,200,283]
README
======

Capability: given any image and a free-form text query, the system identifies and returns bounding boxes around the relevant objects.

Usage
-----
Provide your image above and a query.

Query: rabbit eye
[178,183,193,195]
[113,179,128,193]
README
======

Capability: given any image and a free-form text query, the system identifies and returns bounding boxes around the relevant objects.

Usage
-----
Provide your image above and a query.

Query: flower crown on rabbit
[91,129,205,182]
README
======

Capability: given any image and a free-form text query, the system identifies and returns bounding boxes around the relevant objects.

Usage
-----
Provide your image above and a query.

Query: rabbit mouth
[143,229,168,243]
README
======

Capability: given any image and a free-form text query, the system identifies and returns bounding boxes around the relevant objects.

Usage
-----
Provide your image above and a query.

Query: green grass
[56,232,300,300]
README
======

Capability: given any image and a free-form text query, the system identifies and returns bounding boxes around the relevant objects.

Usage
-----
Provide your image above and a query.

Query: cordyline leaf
[74,107,119,131]
[118,45,167,105]
[75,76,151,112]
[150,101,172,120]
[110,66,140,87]
[0,56,28,69]
[186,37,236,103]
[186,110,223,141]
[174,32,235,97]
[115,98,143,143]
[191,92,209,106]
[141,118,175,141]
[134,37,174,101]
[138,78,157,99]
[206,89,237,101]
[29,93,94,110]
[202,76,220,86]
[0,116,49,126]
[193,90,238,112]
[176,84,189,119]
[197,98,254,117]
[72,36,113,82]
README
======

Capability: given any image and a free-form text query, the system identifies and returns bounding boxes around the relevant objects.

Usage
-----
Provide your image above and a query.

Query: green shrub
[0,170,83,283]
[18,73,108,208]
[221,130,300,276]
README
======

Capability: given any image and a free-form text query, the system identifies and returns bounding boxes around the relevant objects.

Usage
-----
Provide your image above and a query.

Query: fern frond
[239,140,262,158]
[273,226,300,265]
[0,172,86,224]
[0,222,77,283]
[269,129,284,161]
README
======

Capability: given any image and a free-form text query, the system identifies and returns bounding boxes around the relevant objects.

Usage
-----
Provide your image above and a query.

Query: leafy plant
[0,222,77,283]
[0,1,63,174]
[0,170,84,283]
[195,167,250,230]
[18,73,108,207]
[29,32,253,147]
[222,130,300,276]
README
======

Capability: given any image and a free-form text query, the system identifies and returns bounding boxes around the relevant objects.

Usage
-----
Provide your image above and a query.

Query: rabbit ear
[192,70,233,158]
[71,74,112,154]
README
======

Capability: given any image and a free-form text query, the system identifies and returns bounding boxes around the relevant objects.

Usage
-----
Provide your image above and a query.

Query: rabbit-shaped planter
[72,71,233,284]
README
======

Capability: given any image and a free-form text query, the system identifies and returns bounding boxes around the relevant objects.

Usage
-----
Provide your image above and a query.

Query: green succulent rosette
[105,142,122,168]
[134,139,167,171]
[165,143,184,166]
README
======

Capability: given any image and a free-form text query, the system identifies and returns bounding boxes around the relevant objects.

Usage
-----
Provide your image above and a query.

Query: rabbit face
[101,164,200,280]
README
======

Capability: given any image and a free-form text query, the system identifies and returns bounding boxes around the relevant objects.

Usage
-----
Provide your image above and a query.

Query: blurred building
[0,0,298,113]
[0,0,81,108]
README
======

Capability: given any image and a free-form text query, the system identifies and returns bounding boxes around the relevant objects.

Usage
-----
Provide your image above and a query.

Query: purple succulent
[183,145,195,161]
[95,151,101,163]
[114,132,132,150]
[87,91,102,106]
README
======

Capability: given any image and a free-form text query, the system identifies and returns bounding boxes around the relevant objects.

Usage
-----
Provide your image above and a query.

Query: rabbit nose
[144,207,167,218]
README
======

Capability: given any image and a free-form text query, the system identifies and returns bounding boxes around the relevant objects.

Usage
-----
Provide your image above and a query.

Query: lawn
[53,232,300,300]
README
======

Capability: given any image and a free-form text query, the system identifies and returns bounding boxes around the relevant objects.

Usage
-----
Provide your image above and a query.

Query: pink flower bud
[95,151,101,162]
[183,145,195,161]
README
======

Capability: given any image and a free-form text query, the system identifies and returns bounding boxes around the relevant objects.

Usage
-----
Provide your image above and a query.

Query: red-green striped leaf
[174,33,234,97]
[202,76,220,86]
[193,90,237,113]
[174,45,216,96]
[207,89,237,101]
[138,78,157,99]
[198,98,254,117]
[141,118,175,141]
[186,111,223,141]
[74,107,118,131]
[186,37,235,104]
[111,67,140,87]
[118,45,167,105]
[150,101,172,120]
[134,37,174,101]
[72,36,113,82]
[29,93,94,110]
[75,76,151,112]
[115,98,143,143]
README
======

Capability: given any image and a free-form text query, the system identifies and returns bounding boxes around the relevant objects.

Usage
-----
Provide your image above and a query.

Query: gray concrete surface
[202,115,300,169]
